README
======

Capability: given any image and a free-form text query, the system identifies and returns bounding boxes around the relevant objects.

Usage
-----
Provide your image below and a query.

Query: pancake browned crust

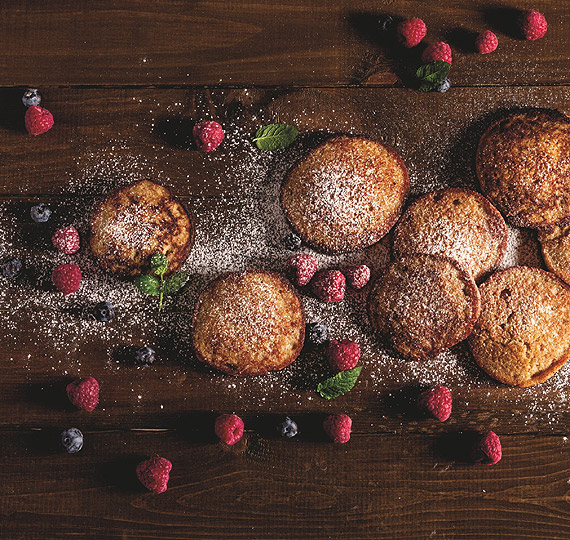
[392,188,508,282]
[538,226,570,285]
[90,180,194,276]
[468,266,570,387]
[192,270,305,376]
[368,254,480,361]
[476,108,570,229]
[281,136,409,253]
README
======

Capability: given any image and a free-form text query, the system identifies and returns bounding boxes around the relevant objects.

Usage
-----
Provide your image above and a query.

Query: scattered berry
[327,339,360,372]
[278,416,299,438]
[61,428,83,453]
[323,414,352,444]
[520,9,547,41]
[66,377,99,412]
[1,258,22,278]
[22,88,41,107]
[473,431,502,465]
[417,385,452,422]
[30,203,52,223]
[312,270,345,302]
[52,263,82,295]
[193,120,224,152]
[475,30,498,54]
[284,232,302,251]
[286,253,318,287]
[136,456,172,493]
[397,17,426,48]
[436,78,451,93]
[306,322,329,346]
[52,225,80,254]
[345,265,370,289]
[421,42,452,64]
[135,346,156,366]
[93,301,115,322]
[379,14,394,32]
[215,413,244,445]
[24,105,54,136]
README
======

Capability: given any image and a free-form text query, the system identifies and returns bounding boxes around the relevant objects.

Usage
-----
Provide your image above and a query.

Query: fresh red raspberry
[215,414,244,445]
[519,9,547,41]
[136,456,172,493]
[312,270,345,302]
[323,414,352,444]
[52,226,80,254]
[286,254,318,286]
[421,42,452,64]
[24,105,54,136]
[397,17,427,48]
[327,339,360,372]
[193,120,224,152]
[344,265,370,289]
[66,377,99,411]
[475,30,498,54]
[417,385,452,422]
[473,431,502,465]
[52,263,82,295]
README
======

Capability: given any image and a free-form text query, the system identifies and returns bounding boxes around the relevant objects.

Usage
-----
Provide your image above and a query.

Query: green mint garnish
[134,274,160,295]
[164,271,189,295]
[252,123,298,150]
[317,366,362,400]
[151,253,169,275]
[416,61,450,92]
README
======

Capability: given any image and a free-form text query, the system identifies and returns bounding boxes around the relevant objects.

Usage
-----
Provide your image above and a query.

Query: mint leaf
[163,271,189,295]
[416,61,450,91]
[317,366,362,400]
[150,253,169,275]
[134,274,160,295]
[253,123,298,150]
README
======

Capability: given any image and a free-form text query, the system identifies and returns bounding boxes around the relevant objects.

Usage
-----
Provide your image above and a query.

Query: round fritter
[368,254,480,361]
[538,226,570,286]
[192,270,305,376]
[476,108,570,229]
[281,136,409,253]
[392,188,508,282]
[90,180,194,277]
[468,266,570,387]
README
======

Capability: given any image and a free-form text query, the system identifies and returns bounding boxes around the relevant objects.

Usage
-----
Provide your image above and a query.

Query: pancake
[368,254,480,360]
[192,270,305,376]
[281,136,409,253]
[538,225,570,285]
[468,266,570,387]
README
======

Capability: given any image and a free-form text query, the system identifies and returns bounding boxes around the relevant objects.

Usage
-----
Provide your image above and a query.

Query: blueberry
[1,258,22,278]
[306,322,329,346]
[93,301,115,322]
[61,428,83,453]
[30,203,51,223]
[436,78,451,93]
[278,417,298,438]
[379,15,394,32]
[135,346,156,366]
[284,233,302,251]
[22,88,41,107]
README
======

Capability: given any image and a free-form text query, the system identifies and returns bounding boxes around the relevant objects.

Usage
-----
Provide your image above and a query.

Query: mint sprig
[416,61,450,92]
[253,123,298,150]
[317,366,362,400]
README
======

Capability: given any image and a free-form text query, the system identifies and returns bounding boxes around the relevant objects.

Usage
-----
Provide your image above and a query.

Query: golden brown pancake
[538,225,570,285]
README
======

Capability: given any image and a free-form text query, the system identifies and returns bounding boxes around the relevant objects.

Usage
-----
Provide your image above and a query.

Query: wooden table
[1,2,570,539]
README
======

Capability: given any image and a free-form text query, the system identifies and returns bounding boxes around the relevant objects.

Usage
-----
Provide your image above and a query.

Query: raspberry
[52,226,80,254]
[345,265,370,289]
[421,42,452,64]
[52,264,82,295]
[475,30,498,54]
[520,10,547,41]
[215,414,244,445]
[66,377,99,411]
[24,105,54,136]
[136,456,172,493]
[417,385,452,422]
[397,17,426,48]
[193,120,224,152]
[286,254,318,286]
[327,339,360,372]
[312,270,345,302]
[323,414,352,443]
[473,431,502,465]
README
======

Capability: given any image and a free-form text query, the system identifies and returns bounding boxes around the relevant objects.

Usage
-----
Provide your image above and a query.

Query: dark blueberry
[93,301,115,322]
[30,203,52,223]
[61,428,83,453]
[278,417,298,438]
[1,258,22,278]
[379,15,394,32]
[135,346,156,366]
[436,78,451,93]
[284,233,302,251]
[22,88,41,107]
[306,322,329,346]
